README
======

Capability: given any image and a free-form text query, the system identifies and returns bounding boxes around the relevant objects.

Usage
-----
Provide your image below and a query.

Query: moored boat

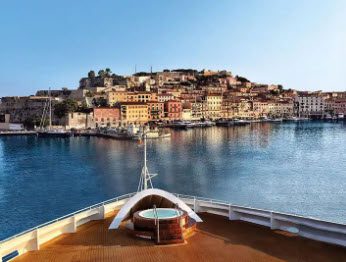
[215,119,234,127]
[37,129,72,138]
[37,88,72,138]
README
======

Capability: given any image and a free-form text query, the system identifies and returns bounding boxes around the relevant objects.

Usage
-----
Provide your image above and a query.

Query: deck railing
[174,193,346,247]
[1,192,345,261]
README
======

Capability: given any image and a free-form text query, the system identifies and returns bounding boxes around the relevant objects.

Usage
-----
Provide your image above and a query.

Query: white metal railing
[0,191,345,261]
[174,193,345,225]
[174,193,346,247]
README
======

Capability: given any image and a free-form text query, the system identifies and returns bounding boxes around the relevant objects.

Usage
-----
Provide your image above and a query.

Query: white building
[295,95,325,116]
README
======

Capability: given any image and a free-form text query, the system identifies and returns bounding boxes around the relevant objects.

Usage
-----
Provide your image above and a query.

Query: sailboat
[37,88,71,138]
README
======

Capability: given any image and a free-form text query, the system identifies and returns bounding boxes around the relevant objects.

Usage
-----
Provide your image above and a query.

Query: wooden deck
[15,212,346,262]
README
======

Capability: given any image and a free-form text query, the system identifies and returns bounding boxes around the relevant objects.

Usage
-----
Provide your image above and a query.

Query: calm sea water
[0,121,345,240]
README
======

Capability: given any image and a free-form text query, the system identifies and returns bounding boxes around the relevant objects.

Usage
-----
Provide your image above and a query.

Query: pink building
[165,100,182,120]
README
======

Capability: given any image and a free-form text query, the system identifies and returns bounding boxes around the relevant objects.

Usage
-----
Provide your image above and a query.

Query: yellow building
[107,91,128,105]
[120,102,148,125]
[205,94,222,119]
[127,92,157,103]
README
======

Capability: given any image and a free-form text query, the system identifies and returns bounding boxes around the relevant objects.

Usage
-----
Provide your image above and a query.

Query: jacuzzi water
[139,208,182,219]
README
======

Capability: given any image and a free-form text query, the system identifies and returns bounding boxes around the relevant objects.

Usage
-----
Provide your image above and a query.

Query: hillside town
[0,68,345,131]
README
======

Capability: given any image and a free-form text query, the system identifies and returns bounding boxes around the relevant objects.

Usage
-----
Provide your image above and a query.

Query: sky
[0,0,345,96]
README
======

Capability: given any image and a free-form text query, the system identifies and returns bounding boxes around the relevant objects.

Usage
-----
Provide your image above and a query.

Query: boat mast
[137,133,157,191]
[49,87,52,130]
[144,133,148,190]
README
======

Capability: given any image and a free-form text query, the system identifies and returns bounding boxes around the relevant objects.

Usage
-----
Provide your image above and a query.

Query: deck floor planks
[14,212,346,262]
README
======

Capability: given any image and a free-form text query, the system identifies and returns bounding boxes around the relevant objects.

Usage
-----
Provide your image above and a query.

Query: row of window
[95,118,118,122]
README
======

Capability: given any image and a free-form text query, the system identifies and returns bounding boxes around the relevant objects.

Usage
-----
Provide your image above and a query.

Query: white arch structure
[109,188,203,229]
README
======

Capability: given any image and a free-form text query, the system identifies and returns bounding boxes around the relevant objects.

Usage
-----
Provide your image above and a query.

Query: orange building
[93,108,120,127]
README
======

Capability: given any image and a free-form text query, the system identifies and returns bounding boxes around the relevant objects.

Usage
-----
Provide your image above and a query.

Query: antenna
[137,133,158,191]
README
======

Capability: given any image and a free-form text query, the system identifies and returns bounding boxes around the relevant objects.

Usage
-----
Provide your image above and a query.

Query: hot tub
[139,208,183,219]
[132,208,190,244]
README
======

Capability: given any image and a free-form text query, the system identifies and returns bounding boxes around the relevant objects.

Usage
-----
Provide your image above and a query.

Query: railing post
[72,215,77,232]
[229,205,240,221]
[66,215,77,233]
[193,197,199,213]
[98,204,106,220]
[35,229,40,250]
[270,212,279,230]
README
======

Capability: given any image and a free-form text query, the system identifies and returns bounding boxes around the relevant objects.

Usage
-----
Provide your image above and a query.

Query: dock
[0,131,37,136]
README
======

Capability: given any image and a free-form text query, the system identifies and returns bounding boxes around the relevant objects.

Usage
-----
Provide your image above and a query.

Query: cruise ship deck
[14,211,346,262]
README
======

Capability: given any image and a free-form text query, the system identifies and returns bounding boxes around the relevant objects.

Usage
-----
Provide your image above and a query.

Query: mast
[144,134,148,190]
[49,87,52,130]
[137,132,157,192]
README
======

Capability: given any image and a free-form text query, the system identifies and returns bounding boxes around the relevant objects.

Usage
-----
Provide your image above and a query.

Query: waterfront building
[295,94,325,117]
[221,98,240,119]
[93,108,120,127]
[252,100,269,116]
[0,114,24,130]
[204,94,222,119]
[181,108,193,120]
[191,101,203,120]
[237,100,253,119]
[65,112,95,130]
[325,98,346,115]
[147,101,165,121]
[165,100,182,121]
[267,100,294,117]
[120,102,148,125]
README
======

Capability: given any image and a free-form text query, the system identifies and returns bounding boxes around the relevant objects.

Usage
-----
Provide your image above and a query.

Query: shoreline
[1,119,345,137]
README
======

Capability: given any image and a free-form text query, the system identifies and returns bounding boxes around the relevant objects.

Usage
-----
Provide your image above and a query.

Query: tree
[23,116,42,129]
[88,70,96,78]
[92,97,108,107]
[54,99,79,118]
[77,101,91,113]
[105,68,112,76]
[236,75,250,83]
[98,69,106,78]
